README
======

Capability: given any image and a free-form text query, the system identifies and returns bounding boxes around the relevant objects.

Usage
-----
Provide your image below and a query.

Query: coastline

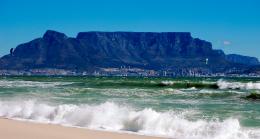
[0,118,164,139]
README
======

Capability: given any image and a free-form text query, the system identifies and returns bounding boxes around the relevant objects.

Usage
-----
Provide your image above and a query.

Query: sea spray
[0,100,258,139]
[217,80,260,90]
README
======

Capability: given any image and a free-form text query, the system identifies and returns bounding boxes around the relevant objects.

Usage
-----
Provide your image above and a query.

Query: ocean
[0,76,259,139]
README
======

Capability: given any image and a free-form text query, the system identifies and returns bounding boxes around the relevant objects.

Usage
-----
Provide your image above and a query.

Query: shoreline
[0,118,164,139]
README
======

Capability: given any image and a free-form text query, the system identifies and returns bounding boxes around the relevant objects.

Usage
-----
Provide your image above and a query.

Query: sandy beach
[0,118,163,139]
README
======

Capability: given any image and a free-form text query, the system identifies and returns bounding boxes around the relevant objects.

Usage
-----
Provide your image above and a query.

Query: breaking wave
[159,80,260,90]
[0,100,259,139]
[158,81,218,89]
[160,81,175,86]
[217,80,260,90]
[1,79,259,90]
[0,80,72,88]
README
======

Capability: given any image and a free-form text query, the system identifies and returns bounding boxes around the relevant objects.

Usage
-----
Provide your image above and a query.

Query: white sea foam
[162,88,184,94]
[0,100,259,139]
[195,89,245,95]
[0,80,72,88]
[181,87,197,91]
[160,81,175,86]
[217,80,260,90]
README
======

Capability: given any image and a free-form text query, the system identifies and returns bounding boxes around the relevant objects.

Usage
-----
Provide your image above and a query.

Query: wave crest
[0,80,72,88]
[217,80,260,90]
[0,100,258,139]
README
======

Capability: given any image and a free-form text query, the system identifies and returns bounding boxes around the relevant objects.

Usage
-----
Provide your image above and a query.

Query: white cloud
[223,40,231,45]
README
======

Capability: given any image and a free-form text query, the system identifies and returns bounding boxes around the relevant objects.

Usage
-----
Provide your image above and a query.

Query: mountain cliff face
[226,54,259,66]
[0,30,255,72]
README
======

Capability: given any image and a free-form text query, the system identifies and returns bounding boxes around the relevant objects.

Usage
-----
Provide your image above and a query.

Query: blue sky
[0,0,260,59]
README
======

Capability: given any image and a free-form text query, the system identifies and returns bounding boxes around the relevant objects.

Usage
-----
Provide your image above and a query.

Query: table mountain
[0,30,258,72]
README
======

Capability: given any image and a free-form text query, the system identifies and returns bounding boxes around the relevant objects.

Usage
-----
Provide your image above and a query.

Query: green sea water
[0,76,260,139]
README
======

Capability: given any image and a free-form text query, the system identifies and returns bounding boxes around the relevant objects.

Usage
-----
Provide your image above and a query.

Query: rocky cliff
[0,30,256,72]
[226,54,259,66]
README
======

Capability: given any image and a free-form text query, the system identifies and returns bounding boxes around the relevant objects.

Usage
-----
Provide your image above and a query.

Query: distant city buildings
[0,66,259,77]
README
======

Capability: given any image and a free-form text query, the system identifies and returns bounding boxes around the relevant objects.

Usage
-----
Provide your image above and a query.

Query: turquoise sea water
[0,76,260,139]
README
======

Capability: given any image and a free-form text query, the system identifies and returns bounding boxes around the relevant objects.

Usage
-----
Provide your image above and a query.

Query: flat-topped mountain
[0,30,259,73]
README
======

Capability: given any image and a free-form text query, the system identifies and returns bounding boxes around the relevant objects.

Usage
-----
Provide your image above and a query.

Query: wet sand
[0,118,163,139]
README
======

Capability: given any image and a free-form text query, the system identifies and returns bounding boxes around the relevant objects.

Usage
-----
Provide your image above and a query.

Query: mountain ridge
[226,54,259,66]
[0,30,259,74]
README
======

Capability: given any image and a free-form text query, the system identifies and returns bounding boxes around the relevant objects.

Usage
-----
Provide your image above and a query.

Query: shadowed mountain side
[226,54,259,66]
[0,30,258,72]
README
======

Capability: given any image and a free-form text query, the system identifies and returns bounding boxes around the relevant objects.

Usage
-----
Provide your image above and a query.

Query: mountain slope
[226,54,259,66]
[0,30,256,72]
